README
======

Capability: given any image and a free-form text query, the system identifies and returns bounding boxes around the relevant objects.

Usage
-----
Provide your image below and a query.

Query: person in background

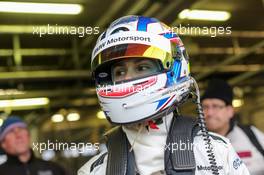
[201,78,264,175]
[0,116,67,175]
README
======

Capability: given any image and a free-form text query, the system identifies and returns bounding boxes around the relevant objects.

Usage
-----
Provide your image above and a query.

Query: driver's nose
[124,66,136,80]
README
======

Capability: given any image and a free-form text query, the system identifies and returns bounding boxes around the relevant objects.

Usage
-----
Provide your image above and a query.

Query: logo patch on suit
[233,158,243,170]
[197,165,223,171]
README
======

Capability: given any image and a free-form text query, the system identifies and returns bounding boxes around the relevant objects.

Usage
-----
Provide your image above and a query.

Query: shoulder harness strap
[104,126,136,175]
[165,116,199,175]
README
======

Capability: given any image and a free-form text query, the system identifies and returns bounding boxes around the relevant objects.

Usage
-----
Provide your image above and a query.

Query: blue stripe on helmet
[137,16,158,31]
[155,97,170,110]
[162,32,178,39]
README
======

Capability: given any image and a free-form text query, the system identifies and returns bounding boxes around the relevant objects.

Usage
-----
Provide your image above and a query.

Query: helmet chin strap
[129,123,144,152]
[122,79,193,109]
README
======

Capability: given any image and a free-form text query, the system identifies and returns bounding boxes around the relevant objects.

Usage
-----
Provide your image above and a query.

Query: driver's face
[112,58,160,83]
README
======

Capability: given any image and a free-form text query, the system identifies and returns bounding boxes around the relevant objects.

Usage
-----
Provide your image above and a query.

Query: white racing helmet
[91,15,193,124]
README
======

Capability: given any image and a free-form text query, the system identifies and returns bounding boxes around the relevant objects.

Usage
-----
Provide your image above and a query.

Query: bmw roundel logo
[99,72,108,78]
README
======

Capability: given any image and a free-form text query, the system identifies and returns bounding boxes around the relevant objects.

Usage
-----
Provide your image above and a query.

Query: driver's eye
[137,65,151,71]
[115,68,126,77]
[136,62,157,74]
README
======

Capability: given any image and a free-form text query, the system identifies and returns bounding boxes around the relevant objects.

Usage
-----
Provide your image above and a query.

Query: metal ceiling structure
[0,0,264,129]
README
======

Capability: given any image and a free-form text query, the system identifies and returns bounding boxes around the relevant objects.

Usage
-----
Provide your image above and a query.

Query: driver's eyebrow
[134,59,153,65]
[114,59,153,68]
[114,61,126,67]
[114,59,142,67]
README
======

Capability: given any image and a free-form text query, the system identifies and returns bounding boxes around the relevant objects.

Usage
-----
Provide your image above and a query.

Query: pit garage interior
[0,0,264,174]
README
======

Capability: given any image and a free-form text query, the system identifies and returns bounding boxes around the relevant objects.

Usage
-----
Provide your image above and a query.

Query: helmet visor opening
[94,57,163,85]
[111,58,162,83]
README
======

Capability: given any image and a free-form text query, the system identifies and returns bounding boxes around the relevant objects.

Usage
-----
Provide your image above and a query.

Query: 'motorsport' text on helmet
[91,15,192,124]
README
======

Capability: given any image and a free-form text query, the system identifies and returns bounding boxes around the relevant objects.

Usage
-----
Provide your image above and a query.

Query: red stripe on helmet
[159,94,176,111]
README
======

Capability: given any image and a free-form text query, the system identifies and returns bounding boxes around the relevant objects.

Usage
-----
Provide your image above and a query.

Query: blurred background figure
[201,79,264,175]
[0,116,67,175]
[0,0,263,173]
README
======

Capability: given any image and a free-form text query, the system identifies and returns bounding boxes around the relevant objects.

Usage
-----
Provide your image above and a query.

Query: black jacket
[0,151,66,175]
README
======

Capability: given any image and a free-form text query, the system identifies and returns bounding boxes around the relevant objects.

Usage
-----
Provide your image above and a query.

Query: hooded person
[202,78,264,175]
[78,15,249,175]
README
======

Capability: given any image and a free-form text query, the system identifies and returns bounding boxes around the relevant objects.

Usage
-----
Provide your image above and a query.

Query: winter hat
[201,79,233,105]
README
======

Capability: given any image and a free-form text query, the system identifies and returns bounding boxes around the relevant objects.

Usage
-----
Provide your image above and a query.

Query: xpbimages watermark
[165,140,194,153]
[32,24,100,37]
[96,79,190,97]
[169,24,232,38]
[32,140,100,153]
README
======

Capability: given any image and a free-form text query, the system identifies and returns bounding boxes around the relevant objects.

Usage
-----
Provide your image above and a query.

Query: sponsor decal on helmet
[92,31,171,60]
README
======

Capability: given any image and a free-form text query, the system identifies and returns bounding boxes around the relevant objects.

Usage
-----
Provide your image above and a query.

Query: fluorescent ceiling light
[51,114,64,123]
[178,9,231,21]
[0,89,25,96]
[0,2,82,15]
[67,112,80,121]
[97,111,106,119]
[232,99,244,108]
[0,118,3,126]
[0,98,49,108]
